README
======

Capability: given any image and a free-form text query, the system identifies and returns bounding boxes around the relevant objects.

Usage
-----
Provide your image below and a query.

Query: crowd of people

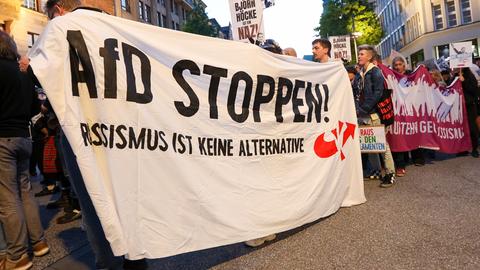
[1,0,479,269]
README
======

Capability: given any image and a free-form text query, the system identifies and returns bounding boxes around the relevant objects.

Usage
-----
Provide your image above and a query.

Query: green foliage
[182,2,216,37]
[315,0,383,45]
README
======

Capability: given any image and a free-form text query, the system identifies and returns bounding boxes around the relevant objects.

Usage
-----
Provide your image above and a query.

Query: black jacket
[0,59,40,137]
[353,65,385,116]
[459,68,479,105]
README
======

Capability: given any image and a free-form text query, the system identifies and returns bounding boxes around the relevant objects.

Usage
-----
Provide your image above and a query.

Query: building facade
[115,0,205,30]
[1,0,115,55]
[375,0,480,67]
[1,0,224,57]
[1,0,48,56]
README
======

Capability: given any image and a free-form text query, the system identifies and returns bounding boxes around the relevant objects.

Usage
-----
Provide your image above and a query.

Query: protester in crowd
[283,47,297,57]
[29,88,46,177]
[0,224,5,269]
[21,1,147,269]
[475,57,480,68]
[392,57,426,175]
[311,38,331,63]
[346,65,357,85]
[353,45,396,187]
[372,54,382,66]
[441,69,453,86]
[34,106,61,197]
[349,63,382,180]
[390,57,409,177]
[430,70,447,87]
[0,30,49,270]
[456,67,479,158]
[261,39,283,54]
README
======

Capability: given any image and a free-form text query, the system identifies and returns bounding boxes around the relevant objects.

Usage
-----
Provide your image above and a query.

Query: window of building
[432,4,443,30]
[145,4,151,23]
[161,0,166,7]
[22,0,36,10]
[446,0,457,27]
[410,49,424,68]
[171,0,175,13]
[121,0,130,12]
[460,0,471,24]
[435,44,450,59]
[139,1,145,20]
[157,12,162,26]
[27,32,39,48]
[172,20,175,29]
[162,15,167,28]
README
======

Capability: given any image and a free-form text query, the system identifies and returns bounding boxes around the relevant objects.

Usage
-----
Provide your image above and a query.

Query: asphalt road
[32,153,480,270]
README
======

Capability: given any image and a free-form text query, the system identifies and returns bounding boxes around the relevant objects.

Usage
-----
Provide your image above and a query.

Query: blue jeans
[0,137,44,260]
[58,131,123,269]
[0,223,6,258]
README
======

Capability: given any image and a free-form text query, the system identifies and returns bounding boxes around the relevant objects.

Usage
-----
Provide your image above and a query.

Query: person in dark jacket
[390,57,426,177]
[353,45,396,187]
[457,67,479,157]
[0,30,49,270]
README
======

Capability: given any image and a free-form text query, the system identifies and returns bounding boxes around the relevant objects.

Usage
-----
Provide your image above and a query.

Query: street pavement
[30,153,480,270]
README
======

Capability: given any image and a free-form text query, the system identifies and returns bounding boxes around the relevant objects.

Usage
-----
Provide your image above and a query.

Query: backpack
[376,82,394,126]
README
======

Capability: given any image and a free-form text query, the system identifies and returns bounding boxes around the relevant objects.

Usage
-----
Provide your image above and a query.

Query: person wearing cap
[261,39,283,54]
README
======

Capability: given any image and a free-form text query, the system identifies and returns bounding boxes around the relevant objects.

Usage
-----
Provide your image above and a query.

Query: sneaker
[364,170,381,181]
[56,209,81,224]
[123,258,148,270]
[46,193,70,209]
[395,168,406,177]
[472,150,479,158]
[32,240,50,257]
[34,185,59,197]
[3,253,32,270]
[380,173,395,188]
[245,234,276,247]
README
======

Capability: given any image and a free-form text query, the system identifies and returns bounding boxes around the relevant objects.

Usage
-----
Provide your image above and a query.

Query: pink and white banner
[378,64,471,153]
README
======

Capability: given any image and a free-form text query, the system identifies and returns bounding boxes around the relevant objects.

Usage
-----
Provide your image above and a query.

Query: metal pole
[352,13,357,62]
[354,37,358,63]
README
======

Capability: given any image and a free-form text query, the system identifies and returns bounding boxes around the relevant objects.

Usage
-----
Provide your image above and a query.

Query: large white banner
[229,0,265,42]
[29,10,365,259]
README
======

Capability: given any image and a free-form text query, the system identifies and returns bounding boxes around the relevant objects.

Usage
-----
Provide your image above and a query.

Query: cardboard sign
[359,126,386,153]
[229,0,265,43]
[329,35,352,61]
[449,41,473,68]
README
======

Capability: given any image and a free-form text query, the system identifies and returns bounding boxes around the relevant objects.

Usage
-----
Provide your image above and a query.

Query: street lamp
[350,12,362,63]
[352,31,362,62]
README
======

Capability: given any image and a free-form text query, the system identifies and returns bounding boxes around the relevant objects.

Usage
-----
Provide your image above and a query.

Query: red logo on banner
[314,121,356,160]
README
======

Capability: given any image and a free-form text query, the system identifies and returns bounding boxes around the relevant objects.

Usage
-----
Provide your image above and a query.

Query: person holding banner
[390,57,426,176]
[456,68,479,158]
[0,30,49,270]
[354,45,396,187]
[21,1,144,269]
